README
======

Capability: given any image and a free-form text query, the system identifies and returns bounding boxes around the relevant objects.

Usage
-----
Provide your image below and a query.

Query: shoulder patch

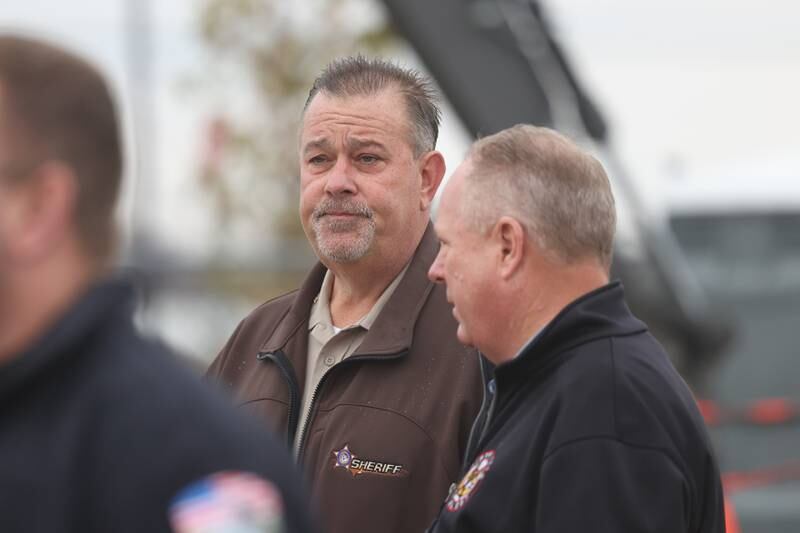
[169,471,285,532]
[446,450,495,512]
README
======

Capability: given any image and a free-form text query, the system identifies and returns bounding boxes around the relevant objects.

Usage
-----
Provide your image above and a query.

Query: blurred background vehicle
[665,157,800,533]
[1,0,797,530]
[382,2,798,529]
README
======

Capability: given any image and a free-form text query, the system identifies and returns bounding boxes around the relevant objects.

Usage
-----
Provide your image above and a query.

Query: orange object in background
[724,495,741,533]
[696,396,798,427]
[747,397,795,425]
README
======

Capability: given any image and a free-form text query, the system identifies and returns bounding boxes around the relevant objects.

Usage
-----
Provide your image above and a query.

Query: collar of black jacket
[260,222,439,357]
[0,276,135,401]
[493,281,647,388]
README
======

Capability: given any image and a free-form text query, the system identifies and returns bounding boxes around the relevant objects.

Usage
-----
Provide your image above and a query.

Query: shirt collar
[308,262,411,333]
[512,327,544,359]
[308,269,335,331]
[358,262,410,330]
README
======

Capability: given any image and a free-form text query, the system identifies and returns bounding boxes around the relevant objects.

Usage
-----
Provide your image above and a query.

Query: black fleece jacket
[0,279,315,533]
[428,282,725,533]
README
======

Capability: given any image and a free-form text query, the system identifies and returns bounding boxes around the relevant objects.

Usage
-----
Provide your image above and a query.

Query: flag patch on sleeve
[169,471,285,533]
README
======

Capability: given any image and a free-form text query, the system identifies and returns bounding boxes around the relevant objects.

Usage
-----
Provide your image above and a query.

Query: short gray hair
[464,124,616,270]
[303,56,441,156]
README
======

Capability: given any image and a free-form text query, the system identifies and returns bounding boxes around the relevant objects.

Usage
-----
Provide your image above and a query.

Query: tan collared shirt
[294,263,410,452]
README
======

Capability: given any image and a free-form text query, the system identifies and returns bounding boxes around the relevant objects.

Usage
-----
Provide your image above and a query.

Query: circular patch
[446,450,495,512]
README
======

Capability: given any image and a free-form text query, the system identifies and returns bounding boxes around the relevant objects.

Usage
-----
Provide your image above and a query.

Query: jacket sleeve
[535,437,690,532]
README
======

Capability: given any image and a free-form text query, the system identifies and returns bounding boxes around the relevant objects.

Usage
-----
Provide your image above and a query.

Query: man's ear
[493,216,526,280]
[418,150,446,211]
[7,162,78,264]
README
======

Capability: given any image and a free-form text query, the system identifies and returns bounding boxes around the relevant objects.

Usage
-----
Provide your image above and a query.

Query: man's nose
[428,250,445,284]
[324,158,357,196]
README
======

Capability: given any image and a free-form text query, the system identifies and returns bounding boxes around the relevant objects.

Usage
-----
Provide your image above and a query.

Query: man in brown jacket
[207,56,485,533]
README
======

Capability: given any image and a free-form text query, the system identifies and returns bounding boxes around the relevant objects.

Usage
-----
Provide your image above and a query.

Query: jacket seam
[610,337,618,436]
[519,329,647,384]
[542,434,686,478]
[237,397,289,407]
[410,280,436,327]
[549,329,647,363]
[317,401,456,480]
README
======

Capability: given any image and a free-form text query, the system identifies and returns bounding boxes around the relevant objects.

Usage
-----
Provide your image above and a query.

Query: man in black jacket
[0,34,314,533]
[426,124,725,532]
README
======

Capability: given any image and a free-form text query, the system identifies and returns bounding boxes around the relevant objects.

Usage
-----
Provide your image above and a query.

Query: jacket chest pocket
[301,404,453,533]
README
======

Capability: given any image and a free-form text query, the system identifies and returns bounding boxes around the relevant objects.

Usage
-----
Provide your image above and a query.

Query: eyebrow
[302,138,335,156]
[302,137,389,156]
[346,138,388,153]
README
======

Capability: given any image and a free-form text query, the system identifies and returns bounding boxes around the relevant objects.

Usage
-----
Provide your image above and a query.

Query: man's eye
[309,155,326,164]
[358,154,379,164]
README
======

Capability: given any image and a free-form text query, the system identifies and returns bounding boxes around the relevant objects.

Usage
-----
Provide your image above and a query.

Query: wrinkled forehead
[299,89,415,150]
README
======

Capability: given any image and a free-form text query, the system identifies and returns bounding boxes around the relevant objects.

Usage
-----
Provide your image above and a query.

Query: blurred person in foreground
[426,125,725,532]
[0,34,314,533]
[208,56,484,532]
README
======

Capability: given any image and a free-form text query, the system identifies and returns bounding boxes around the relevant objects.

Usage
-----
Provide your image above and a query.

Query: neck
[324,221,425,328]
[0,251,98,364]
[326,256,407,328]
[494,261,609,364]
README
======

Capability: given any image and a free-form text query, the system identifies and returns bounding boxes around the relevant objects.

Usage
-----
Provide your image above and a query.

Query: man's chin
[315,237,372,264]
[456,326,474,348]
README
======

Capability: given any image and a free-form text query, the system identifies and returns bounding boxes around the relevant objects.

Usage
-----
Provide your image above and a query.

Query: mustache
[312,198,373,221]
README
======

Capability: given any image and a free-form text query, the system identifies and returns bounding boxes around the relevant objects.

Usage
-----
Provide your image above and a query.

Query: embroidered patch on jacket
[332,444,407,478]
[446,450,495,512]
[169,471,285,533]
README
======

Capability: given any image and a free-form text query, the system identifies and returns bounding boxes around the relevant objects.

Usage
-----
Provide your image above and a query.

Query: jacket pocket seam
[318,402,455,479]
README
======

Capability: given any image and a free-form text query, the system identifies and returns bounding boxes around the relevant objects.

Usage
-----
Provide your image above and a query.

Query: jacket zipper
[461,353,494,469]
[256,350,301,449]
[257,348,407,460]
[296,350,407,463]
[428,352,492,531]
[474,378,497,454]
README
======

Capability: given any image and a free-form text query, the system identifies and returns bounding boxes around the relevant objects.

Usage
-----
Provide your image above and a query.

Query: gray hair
[464,124,616,270]
[303,55,441,156]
